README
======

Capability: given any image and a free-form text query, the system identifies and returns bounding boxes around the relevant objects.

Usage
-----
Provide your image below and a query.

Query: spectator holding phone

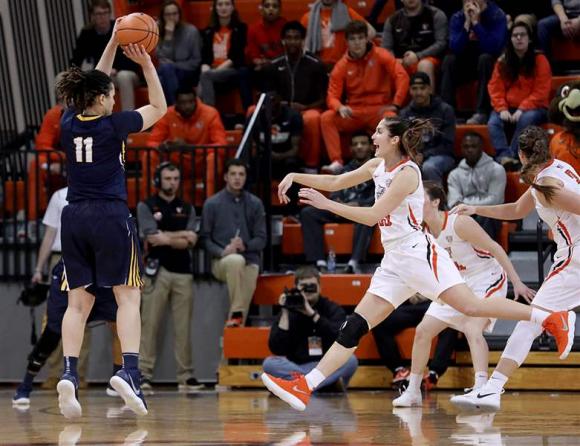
[262,266,358,391]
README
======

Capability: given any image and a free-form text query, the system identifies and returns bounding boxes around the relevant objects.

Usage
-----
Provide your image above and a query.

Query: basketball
[116,13,159,54]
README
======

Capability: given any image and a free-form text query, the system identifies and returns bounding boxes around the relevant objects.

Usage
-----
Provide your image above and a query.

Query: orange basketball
[116,13,159,54]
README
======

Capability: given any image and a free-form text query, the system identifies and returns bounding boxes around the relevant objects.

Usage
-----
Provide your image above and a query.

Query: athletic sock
[487,371,508,392]
[305,368,326,391]
[474,371,488,389]
[122,353,139,371]
[21,372,35,391]
[407,373,422,393]
[63,356,78,380]
[530,308,550,325]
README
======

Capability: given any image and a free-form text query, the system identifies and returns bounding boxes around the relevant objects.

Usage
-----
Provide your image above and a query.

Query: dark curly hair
[56,67,113,111]
[518,126,557,201]
[380,117,435,163]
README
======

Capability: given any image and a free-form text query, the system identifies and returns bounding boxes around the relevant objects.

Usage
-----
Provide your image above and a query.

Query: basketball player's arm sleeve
[245,200,267,252]
[136,202,158,238]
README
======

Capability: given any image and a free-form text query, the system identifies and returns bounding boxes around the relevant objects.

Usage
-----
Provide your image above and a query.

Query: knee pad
[336,313,369,349]
[27,327,61,374]
[501,321,543,366]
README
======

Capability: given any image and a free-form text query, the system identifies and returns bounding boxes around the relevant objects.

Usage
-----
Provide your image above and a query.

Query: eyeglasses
[512,32,528,39]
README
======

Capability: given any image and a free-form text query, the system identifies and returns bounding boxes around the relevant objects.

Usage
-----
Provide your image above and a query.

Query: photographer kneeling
[262,266,359,391]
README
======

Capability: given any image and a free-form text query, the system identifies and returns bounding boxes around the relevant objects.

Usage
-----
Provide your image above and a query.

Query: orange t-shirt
[301,7,365,65]
[551,130,580,174]
[212,26,232,67]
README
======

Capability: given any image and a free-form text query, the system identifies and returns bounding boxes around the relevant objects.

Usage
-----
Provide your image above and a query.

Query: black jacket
[268,296,346,364]
[201,23,247,68]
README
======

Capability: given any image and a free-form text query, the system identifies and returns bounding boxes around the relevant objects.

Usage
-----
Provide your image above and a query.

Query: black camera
[283,283,318,310]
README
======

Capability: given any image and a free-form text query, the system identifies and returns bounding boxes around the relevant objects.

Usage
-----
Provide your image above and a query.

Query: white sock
[530,308,550,325]
[474,371,488,389]
[347,259,358,267]
[487,371,508,392]
[305,368,326,390]
[407,373,422,393]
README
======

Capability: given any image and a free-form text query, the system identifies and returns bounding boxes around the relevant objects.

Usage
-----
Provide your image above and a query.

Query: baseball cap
[409,72,430,86]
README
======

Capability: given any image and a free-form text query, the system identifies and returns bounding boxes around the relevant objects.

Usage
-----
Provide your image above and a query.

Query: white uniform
[529,159,580,311]
[425,212,507,332]
[368,159,464,308]
[42,187,68,252]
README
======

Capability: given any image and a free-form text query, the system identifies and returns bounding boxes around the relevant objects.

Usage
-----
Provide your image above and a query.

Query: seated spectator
[488,21,551,167]
[263,21,328,171]
[252,92,303,179]
[301,0,376,69]
[549,81,580,173]
[382,0,448,87]
[147,88,227,201]
[372,294,458,391]
[156,1,202,106]
[441,0,508,124]
[538,0,580,56]
[300,132,375,273]
[321,20,409,173]
[447,132,506,238]
[262,266,358,392]
[400,72,456,183]
[71,0,140,111]
[246,0,286,75]
[137,163,201,394]
[200,159,267,327]
[200,0,252,110]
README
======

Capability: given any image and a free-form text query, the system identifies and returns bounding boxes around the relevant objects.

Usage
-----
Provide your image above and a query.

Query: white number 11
[73,137,93,163]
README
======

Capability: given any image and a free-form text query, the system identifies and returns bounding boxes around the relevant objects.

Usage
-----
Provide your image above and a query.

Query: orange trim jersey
[372,158,423,248]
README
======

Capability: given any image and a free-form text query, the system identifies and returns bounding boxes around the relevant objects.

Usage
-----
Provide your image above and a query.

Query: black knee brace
[336,312,369,348]
[27,327,61,374]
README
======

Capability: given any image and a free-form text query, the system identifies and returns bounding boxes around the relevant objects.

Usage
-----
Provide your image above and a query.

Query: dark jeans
[157,63,198,106]
[440,52,495,115]
[300,206,374,263]
[372,301,459,375]
[537,15,562,56]
[488,109,548,160]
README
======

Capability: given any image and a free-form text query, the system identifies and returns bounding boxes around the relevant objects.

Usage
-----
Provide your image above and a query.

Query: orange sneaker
[542,311,576,360]
[261,372,311,411]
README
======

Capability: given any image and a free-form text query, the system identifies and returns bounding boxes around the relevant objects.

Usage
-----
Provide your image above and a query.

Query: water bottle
[327,248,336,273]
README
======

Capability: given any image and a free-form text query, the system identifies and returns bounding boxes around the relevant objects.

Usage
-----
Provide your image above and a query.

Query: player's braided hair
[381,117,435,163]
[56,66,113,112]
[518,126,558,202]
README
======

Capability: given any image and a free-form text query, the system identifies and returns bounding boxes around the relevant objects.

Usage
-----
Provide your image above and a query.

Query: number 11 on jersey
[74,137,93,163]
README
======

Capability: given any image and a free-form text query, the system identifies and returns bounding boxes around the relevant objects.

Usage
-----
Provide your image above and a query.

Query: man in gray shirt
[538,0,580,56]
[200,159,267,327]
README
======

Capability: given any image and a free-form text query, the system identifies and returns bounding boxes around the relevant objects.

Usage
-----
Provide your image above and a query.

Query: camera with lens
[283,283,317,311]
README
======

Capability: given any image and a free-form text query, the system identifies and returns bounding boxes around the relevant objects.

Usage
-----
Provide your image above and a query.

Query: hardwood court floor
[2,388,580,445]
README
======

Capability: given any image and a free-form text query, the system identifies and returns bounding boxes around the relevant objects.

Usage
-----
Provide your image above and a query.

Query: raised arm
[277,158,379,204]
[96,18,121,75]
[454,215,536,302]
[452,188,535,220]
[298,165,418,226]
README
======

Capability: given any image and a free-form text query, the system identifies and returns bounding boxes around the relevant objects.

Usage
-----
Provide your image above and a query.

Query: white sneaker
[456,413,496,433]
[449,387,480,409]
[57,378,82,419]
[321,161,343,174]
[454,382,504,411]
[393,389,422,407]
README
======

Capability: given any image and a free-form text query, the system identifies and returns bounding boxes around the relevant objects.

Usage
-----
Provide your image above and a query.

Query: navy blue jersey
[60,108,143,202]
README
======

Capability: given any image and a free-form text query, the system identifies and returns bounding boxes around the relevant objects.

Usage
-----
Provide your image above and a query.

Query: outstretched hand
[513,282,536,304]
[278,173,294,204]
[450,204,476,216]
[122,43,152,66]
[298,188,329,210]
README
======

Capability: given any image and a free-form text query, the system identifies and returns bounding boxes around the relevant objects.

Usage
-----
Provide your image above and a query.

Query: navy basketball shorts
[61,200,144,289]
[47,260,118,334]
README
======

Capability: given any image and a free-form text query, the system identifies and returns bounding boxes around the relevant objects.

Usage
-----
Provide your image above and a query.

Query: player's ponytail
[518,126,558,202]
[57,67,113,112]
[382,117,434,163]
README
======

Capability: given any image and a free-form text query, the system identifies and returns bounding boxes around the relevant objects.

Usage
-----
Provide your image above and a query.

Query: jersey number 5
[73,137,93,163]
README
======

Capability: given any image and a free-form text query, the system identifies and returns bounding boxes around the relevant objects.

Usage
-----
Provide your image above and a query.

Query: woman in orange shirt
[487,21,552,167]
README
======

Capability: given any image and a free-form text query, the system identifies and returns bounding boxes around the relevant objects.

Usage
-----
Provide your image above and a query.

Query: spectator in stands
[400,72,456,183]
[300,132,375,273]
[372,294,458,391]
[538,0,580,56]
[487,21,551,167]
[137,163,201,394]
[263,21,328,171]
[447,132,506,238]
[71,0,140,110]
[147,88,227,200]
[156,0,202,106]
[246,0,286,75]
[440,0,508,125]
[382,0,448,87]
[262,266,358,391]
[252,91,303,179]
[321,20,409,173]
[201,159,267,327]
[200,0,253,110]
[301,0,376,69]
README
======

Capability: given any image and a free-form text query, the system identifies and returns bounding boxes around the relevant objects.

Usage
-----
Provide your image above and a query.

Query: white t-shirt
[42,187,68,252]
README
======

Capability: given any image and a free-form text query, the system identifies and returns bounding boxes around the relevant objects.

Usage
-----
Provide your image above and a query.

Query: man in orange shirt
[301,0,375,69]
[147,88,228,203]
[321,20,410,173]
